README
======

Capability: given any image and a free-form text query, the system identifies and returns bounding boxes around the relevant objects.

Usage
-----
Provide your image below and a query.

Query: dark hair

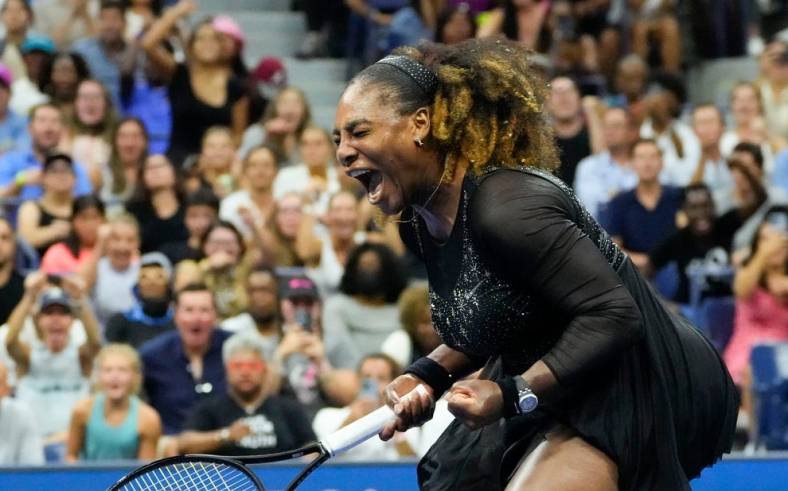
[43,152,74,173]
[728,158,768,214]
[108,117,149,195]
[130,154,185,204]
[201,219,246,258]
[359,353,402,380]
[38,52,90,98]
[349,39,558,179]
[340,242,407,303]
[683,183,712,206]
[64,194,105,257]
[185,187,220,212]
[99,0,126,15]
[174,282,215,307]
[732,142,764,170]
[435,4,476,43]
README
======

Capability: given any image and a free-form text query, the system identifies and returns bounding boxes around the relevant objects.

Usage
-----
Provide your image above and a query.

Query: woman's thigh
[505,425,618,491]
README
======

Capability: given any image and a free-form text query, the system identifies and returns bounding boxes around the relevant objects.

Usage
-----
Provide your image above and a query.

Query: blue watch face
[519,393,539,413]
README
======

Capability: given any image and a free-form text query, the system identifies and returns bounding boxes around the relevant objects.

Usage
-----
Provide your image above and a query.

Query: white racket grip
[320,384,430,457]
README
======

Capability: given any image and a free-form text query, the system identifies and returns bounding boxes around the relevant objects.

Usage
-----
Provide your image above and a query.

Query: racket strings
[118,461,259,491]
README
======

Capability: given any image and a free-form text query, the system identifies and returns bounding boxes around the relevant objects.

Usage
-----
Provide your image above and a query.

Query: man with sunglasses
[177,332,315,456]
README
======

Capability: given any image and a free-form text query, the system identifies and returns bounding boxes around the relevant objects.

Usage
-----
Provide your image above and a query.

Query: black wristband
[496,377,520,418]
[404,357,453,397]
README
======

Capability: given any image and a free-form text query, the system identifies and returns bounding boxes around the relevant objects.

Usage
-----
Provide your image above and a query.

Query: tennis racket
[108,385,430,491]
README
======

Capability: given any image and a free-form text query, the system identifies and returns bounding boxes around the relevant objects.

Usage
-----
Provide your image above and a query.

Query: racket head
[108,454,265,491]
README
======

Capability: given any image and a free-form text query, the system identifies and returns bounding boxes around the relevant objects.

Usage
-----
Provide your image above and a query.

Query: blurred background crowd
[0,0,786,468]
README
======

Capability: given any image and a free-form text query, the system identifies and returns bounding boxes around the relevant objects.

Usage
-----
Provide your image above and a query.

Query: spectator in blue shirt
[574,107,638,221]
[139,283,230,435]
[121,47,172,156]
[72,1,134,110]
[604,138,683,272]
[0,62,29,154]
[0,103,92,200]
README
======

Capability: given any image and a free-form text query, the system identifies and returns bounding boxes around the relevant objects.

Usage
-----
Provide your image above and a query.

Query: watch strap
[496,377,520,418]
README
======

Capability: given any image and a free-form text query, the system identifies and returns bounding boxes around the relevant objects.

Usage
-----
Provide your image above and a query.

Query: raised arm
[61,275,102,376]
[5,271,48,374]
[141,0,197,81]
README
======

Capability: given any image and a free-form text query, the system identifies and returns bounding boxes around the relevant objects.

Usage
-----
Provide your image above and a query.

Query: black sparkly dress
[400,167,738,491]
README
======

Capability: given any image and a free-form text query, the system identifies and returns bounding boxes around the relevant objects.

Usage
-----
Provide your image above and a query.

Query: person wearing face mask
[322,242,408,370]
[104,252,175,349]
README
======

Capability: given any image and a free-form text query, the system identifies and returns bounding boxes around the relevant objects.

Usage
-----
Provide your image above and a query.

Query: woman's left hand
[445,380,504,430]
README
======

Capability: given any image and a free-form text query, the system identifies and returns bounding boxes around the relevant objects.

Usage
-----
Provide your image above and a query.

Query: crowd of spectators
[0,0,785,467]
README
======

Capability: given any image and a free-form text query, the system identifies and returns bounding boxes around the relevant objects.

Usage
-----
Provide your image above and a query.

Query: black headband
[375,55,438,96]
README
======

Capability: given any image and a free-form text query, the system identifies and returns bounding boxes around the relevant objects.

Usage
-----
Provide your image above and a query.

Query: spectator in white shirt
[219,145,277,240]
[0,359,44,465]
[640,74,701,186]
[690,104,736,213]
[574,107,638,220]
[273,125,341,217]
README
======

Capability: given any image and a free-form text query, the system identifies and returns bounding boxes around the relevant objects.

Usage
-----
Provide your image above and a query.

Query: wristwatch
[514,376,539,414]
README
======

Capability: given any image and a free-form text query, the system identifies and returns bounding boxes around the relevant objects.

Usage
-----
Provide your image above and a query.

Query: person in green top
[66,343,162,461]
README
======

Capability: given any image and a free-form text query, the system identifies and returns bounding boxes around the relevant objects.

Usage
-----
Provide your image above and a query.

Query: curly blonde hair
[351,38,559,179]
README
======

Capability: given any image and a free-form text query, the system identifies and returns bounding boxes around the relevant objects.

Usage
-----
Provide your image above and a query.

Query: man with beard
[222,266,281,361]
[105,252,174,348]
[648,183,738,305]
[177,332,315,456]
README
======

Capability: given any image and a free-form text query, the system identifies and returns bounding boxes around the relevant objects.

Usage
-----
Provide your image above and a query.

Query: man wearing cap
[139,283,231,435]
[105,251,175,349]
[10,35,55,117]
[0,103,92,200]
[72,0,133,109]
[4,271,101,456]
[0,61,28,154]
[273,273,349,418]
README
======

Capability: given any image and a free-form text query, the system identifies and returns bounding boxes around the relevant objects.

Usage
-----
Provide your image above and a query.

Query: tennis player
[333,38,738,490]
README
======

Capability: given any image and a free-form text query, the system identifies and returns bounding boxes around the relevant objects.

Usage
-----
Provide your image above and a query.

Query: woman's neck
[414,163,467,243]
[104,394,131,412]
[41,191,72,208]
[6,29,26,46]
[249,187,273,210]
[151,189,178,217]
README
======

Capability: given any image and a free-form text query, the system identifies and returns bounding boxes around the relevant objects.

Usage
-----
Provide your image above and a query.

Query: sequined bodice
[410,166,625,373]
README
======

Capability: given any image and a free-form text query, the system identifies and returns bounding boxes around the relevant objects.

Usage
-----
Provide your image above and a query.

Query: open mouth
[348,168,383,204]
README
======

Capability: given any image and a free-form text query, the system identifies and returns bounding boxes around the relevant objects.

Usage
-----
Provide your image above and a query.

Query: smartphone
[46,273,62,286]
[294,308,312,332]
[360,378,379,400]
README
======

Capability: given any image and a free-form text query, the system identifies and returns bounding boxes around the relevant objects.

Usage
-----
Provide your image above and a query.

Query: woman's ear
[412,107,431,141]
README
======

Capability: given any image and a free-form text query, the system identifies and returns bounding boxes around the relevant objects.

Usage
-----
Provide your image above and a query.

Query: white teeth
[348,169,371,178]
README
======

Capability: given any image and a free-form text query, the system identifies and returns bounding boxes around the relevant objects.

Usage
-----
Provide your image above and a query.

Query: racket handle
[320,384,430,457]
